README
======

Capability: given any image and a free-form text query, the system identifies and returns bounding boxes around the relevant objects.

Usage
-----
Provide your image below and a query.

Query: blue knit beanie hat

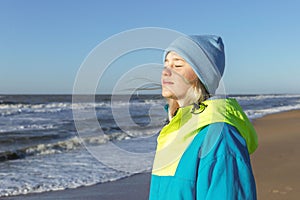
[165,35,225,94]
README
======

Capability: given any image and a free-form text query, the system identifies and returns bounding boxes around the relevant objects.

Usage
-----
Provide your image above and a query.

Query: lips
[162,80,174,85]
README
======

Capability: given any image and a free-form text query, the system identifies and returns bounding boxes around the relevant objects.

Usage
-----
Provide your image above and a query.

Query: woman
[149,35,258,199]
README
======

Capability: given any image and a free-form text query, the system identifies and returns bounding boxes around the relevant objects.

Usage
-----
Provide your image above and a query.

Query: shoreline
[0,173,151,200]
[2,109,300,200]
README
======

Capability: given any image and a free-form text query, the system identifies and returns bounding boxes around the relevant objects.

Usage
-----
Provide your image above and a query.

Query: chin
[162,91,178,100]
[161,90,173,99]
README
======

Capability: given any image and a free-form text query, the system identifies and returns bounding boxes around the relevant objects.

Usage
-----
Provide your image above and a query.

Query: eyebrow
[164,57,185,62]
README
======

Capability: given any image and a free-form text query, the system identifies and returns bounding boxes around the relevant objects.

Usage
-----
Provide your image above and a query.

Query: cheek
[162,79,192,99]
[161,66,197,99]
[172,67,197,84]
[176,82,192,94]
[184,68,197,81]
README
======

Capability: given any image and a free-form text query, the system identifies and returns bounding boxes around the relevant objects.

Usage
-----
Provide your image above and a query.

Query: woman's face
[161,51,198,100]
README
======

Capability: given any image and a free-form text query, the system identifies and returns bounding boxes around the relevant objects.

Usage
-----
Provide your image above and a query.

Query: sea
[0,94,300,197]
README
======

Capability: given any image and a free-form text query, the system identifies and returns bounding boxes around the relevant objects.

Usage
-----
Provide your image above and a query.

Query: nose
[162,66,172,76]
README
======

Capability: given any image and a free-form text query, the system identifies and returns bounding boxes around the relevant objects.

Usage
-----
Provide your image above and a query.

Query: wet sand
[2,110,300,200]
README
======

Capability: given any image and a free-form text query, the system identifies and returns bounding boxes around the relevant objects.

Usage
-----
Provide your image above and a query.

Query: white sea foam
[0,135,155,197]
[0,99,163,117]
[0,123,57,133]
[234,94,300,101]
[234,94,300,119]
[245,103,300,119]
[24,137,83,156]
[0,149,136,197]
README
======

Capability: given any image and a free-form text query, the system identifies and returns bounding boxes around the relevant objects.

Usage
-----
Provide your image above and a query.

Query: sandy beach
[251,110,300,200]
[2,110,300,200]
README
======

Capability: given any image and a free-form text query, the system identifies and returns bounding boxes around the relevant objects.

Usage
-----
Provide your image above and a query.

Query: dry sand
[2,110,300,200]
[251,110,300,200]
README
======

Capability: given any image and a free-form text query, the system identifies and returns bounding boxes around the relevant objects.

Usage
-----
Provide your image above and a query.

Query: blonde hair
[167,79,210,120]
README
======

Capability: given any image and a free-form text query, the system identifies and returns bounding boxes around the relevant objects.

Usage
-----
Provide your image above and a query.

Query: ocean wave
[234,94,300,101]
[0,101,159,116]
[0,98,166,119]
[0,130,140,162]
[0,124,57,133]
[0,103,70,117]
[0,137,82,162]
[0,150,141,198]
[245,103,300,119]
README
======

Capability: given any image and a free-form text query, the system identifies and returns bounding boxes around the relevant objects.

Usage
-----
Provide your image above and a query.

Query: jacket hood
[164,98,258,154]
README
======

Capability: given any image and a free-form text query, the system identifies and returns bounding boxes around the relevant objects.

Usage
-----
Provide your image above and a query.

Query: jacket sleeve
[196,123,257,200]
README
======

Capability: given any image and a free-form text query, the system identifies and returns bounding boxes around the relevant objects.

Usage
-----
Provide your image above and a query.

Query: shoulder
[197,122,251,162]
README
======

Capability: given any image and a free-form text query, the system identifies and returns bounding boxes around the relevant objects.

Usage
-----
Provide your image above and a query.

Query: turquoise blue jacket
[149,98,257,199]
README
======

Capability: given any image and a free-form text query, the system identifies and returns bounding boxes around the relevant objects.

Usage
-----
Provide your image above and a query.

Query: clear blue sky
[1,0,300,94]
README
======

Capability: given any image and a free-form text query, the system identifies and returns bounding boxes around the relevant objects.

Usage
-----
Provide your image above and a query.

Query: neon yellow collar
[152,98,258,176]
